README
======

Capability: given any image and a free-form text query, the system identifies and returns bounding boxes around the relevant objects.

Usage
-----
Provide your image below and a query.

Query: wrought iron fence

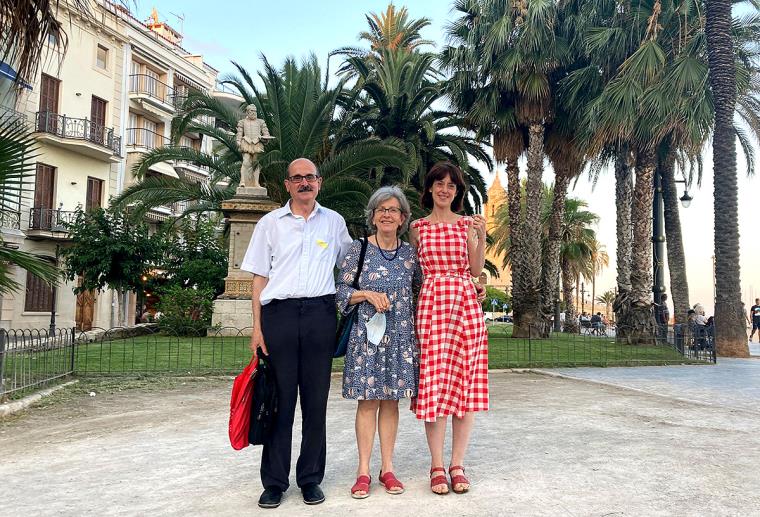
[125,127,167,150]
[28,207,77,231]
[0,322,715,401]
[0,209,21,230]
[35,111,121,155]
[0,328,76,400]
[487,324,716,368]
[128,74,175,106]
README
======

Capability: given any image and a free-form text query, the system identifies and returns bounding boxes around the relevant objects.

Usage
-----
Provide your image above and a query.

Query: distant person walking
[750,298,760,342]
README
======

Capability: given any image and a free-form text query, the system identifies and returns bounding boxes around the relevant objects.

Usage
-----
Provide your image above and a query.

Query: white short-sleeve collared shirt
[240,200,353,305]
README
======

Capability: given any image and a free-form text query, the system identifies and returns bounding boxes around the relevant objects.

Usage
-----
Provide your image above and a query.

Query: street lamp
[679,191,692,208]
[653,171,692,306]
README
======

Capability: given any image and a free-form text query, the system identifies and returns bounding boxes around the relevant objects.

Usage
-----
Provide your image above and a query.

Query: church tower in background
[482,173,511,292]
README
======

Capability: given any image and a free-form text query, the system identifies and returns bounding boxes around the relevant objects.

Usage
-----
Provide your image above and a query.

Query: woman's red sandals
[378,471,404,494]
[429,467,450,495]
[351,475,371,499]
[448,465,470,494]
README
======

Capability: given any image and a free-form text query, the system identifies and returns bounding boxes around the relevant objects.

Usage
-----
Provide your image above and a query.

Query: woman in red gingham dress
[410,162,488,496]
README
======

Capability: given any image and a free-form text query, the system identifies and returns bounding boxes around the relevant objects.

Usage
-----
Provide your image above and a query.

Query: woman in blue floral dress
[336,186,421,499]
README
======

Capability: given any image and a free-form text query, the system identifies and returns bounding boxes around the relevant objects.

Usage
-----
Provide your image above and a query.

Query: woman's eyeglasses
[374,207,402,216]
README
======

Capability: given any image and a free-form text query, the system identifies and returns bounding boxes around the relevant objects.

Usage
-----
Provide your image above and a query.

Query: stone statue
[236,104,274,188]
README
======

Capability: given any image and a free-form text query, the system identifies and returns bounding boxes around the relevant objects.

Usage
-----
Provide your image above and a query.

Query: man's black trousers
[259,294,336,491]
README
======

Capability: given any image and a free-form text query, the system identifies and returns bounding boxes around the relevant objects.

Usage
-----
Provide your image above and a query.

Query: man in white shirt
[241,158,353,509]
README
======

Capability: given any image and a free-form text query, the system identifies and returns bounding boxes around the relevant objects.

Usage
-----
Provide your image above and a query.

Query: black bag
[249,350,277,446]
[334,237,368,358]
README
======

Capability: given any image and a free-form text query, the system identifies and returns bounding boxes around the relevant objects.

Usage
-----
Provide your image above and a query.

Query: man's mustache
[297,185,314,193]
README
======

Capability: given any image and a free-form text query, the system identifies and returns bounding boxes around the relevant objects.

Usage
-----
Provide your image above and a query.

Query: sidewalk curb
[0,380,79,418]
[526,368,760,416]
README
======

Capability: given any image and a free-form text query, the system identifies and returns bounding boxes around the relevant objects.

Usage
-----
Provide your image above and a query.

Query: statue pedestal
[211,189,279,336]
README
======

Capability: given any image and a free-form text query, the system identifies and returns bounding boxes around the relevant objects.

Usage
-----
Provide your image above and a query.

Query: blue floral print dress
[336,239,421,400]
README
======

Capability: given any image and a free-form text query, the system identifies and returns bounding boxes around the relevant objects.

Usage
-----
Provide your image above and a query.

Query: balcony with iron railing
[129,74,177,113]
[0,106,27,128]
[27,207,77,239]
[0,209,22,230]
[125,127,167,151]
[211,80,244,109]
[33,112,121,160]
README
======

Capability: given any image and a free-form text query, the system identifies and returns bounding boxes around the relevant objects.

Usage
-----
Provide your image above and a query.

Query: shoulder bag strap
[352,237,368,290]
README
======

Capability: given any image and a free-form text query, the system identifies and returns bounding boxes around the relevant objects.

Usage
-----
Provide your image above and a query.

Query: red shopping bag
[229,356,258,450]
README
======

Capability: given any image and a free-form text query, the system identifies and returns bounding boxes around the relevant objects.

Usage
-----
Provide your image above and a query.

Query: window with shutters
[34,163,55,209]
[130,61,140,91]
[90,96,107,143]
[96,44,109,69]
[32,163,56,230]
[86,177,103,211]
[38,74,60,133]
[127,113,138,145]
[143,118,157,148]
[24,272,53,312]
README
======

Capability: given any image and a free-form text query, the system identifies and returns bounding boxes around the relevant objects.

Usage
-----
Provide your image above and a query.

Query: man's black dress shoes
[258,487,283,509]
[301,483,325,505]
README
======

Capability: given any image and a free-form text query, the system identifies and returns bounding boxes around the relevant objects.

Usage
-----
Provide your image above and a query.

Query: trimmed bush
[156,285,214,336]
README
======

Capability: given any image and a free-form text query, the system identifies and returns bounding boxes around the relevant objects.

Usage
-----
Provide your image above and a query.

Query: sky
[135,0,760,316]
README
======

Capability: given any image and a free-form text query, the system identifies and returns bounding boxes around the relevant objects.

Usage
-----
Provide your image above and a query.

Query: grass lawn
[64,324,700,376]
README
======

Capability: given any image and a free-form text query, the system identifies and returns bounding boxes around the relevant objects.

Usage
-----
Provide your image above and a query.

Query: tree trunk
[512,122,546,338]
[660,147,690,324]
[540,169,570,325]
[706,0,749,356]
[562,258,578,333]
[592,274,596,316]
[613,146,634,330]
[619,147,657,341]
[506,153,523,331]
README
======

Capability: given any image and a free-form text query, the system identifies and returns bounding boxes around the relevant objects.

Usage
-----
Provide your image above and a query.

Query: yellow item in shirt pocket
[316,239,329,250]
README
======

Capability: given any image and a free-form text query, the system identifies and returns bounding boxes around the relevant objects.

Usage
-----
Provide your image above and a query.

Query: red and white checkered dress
[412,217,488,422]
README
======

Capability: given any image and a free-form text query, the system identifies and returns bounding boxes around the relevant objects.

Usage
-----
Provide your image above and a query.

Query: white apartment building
[0,0,243,331]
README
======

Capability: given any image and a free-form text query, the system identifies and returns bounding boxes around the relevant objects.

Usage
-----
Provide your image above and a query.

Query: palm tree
[0,114,58,294]
[441,0,527,330]
[589,242,610,315]
[333,3,433,63]
[443,0,568,337]
[338,49,490,211]
[490,184,600,334]
[112,56,407,231]
[596,288,616,322]
[706,0,754,356]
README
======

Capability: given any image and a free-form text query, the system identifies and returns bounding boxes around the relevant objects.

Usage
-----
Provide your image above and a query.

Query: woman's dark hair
[420,162,467,212]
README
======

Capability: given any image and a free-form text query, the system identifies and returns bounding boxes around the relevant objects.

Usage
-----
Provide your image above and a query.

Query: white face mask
[365,312,387,345]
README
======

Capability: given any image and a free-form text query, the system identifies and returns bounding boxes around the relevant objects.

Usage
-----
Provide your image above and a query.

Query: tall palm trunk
[620,147,657,340]
[659,147,690,324]
[513,122,546,337]
[613,146,634,327]
[540,169,570,325]
[506,153,523,328]
[591,275,596,316]
[706,0,749,356]
[562,258,578,332]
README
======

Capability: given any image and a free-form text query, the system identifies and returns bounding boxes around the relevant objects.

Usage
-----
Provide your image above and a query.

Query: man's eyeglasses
[287,174,320,184]
[374,207,402,216]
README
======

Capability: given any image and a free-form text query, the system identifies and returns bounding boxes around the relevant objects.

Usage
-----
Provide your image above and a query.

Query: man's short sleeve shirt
[240,201,353,305]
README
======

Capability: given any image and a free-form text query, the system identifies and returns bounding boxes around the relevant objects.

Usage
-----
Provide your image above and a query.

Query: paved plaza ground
[2,352,760,517]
